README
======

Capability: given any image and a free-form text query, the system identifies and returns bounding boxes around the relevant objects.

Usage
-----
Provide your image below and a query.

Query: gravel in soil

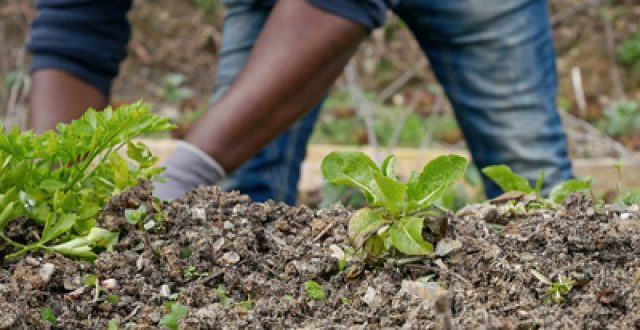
[1,183,639,329]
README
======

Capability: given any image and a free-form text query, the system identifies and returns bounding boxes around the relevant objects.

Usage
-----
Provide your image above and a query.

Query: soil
[1,182,639,329]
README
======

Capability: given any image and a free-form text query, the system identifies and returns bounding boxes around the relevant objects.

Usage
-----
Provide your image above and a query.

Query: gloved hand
[153,141,226,200]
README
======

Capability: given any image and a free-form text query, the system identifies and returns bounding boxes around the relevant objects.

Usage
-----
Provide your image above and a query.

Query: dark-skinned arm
[186,0,367,172]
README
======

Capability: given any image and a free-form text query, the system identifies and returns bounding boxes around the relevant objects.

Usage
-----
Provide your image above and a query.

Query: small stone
[149,312,161,323]
[219,252,240,265]
[363,287,378,306]
[620,212,632,220]
[38,263,56,285]
[0,302,18,329]
[160,284,171,298]
[101,279,120,291]
[143,220,156,230]
[401,280,448,304]
[435,239,462,257]
[212,238,226,253]
[223,221,235,230]
[329,245,345,261]
[456,204,498,222]
[192,207,206,221]
[67,286,86,299]
[63,275,84,291]
[24,257,40,267]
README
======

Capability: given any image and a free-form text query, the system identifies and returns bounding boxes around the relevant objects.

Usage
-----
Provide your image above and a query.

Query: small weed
[531,270,575,304]
[216,285,230,307]
[322,152,467,258]
[183,266,208,279]
[108,319,119,330]
[124,205,147,225]
[179,248,192,259]
[159,302,188,330]
[235,298,253,310]
[340,297,352,305]
[304,280,326,300]
[281,294,295,302]
[107,294,120,305]
[40,307,57,324]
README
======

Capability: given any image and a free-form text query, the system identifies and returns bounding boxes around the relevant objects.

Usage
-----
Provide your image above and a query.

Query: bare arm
[185,0,367,172]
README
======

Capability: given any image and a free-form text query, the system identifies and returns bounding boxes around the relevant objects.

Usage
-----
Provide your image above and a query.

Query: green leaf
[42,213,77,242]
[50,238,96,260]
[371,171,406,216]
[389,217,433,255]
[127,141,158,168]
[407,155,468,209]
[83,274,98,286]
[87,227,119,251]
[381,155,397,179]
[159,303,189,330]
[108,319,119,330]
[482,165,533,193]
[321,151,380,202]
[363,233,386,257]
[0,201,15,231]
[620,188,640,206]
[107,294,120,305]
[124,205,147,225]
[40,307,57,324]
[348,208,389,249]
[548,177,592,204]
[39,179,66,191]
[304,280,326,300]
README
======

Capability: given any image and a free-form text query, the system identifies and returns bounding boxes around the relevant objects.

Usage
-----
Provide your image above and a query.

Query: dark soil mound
[1,184,639,329]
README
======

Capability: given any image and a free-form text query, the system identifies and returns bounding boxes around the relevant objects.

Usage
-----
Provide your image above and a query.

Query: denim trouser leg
[212,0,323,205]
[393,0,573,197]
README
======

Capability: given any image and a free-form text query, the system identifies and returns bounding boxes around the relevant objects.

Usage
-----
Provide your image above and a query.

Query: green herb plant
[304,280,326,300]
[530,269,575,304]
[0,102,174,260]
[40,307,57,325]
[159,302,188,330]
[482,165,593,205]
[321,151,467,257]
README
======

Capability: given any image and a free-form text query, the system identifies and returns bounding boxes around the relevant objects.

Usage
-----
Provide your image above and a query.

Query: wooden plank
[137,139,640,196]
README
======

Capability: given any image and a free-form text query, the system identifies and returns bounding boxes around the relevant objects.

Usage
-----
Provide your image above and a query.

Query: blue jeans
[215,0,573,203]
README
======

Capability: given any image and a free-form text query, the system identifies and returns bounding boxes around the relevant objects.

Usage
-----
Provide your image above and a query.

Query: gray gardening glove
[153,141,227,200]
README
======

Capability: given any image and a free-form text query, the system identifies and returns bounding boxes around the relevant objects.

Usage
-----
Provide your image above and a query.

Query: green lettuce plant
[321,151,467,257]
[482,165,592,204]
[0,102,174,260]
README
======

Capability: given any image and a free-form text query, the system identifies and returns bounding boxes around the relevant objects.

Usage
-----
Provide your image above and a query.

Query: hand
[153,141,226,200]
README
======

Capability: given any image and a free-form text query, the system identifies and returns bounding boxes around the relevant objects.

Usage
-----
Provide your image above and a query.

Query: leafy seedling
[531,269,575,304]
[159,302,189,330]
[216,284,231,307]
[108,319,119,330]
[321,152,467,258]
[183,266,208,279]
[304,280,326,300]
[482,165,593,205]
[235,298,253,310]
[107,294,120,305]
[0,102,174,261]
[84,274,102,302]
[124,205,147,225]
[281,294,295,302]
[40,307,57,325]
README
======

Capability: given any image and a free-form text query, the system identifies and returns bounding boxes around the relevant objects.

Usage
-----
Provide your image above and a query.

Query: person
[26,0,573,203]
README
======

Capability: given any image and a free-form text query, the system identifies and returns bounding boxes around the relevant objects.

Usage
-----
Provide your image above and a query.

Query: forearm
[27,0,132,133]
[186,0,367,172]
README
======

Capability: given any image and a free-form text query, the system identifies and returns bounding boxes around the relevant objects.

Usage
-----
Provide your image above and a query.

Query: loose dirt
[1,183,639,329]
